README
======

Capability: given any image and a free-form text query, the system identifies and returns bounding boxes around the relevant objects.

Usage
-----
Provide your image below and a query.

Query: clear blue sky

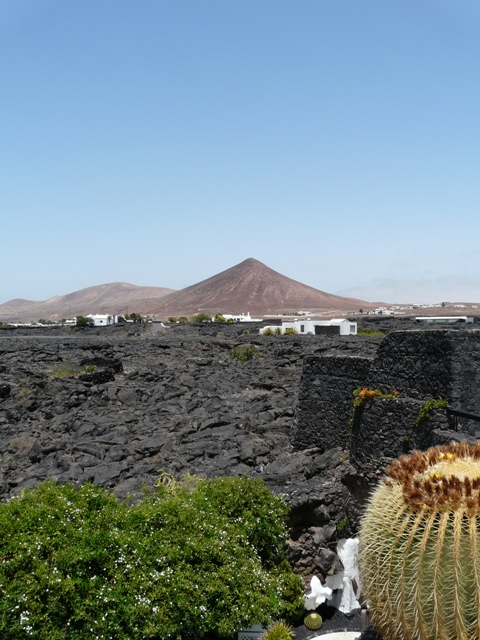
[2,0,480,304]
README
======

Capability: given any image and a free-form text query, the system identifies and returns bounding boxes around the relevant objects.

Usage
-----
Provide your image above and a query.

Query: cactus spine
[359,441,480,640]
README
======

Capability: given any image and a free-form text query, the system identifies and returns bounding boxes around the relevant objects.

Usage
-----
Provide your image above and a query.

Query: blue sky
[2,0,480,304]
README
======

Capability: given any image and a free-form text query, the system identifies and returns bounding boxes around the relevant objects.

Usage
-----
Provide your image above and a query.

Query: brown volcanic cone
[0,283,174,323]
[141,258,367,317]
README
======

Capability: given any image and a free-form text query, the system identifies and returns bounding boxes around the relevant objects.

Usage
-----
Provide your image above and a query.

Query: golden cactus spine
[359,441,480,640]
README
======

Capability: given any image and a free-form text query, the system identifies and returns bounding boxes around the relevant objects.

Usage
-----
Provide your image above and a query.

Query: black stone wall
[293,330,480,470]
[291,356,372,452]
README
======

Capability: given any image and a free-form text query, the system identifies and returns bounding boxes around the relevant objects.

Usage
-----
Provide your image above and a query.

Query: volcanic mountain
[0,259,369,322]
[132,258,368,317]
[0,283,174,323]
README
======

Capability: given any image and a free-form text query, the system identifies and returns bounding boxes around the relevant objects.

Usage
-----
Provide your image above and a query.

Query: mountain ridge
[0,258,368,322]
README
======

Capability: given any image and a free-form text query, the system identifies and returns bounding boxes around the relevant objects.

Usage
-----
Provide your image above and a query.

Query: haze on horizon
[1,0,480,306]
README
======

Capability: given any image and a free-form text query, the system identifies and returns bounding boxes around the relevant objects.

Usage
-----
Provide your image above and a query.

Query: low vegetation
[229,344,260,361]
[75,316,94,328]
[0,477,303,639]
[51,358,97,379]
[357,328,386,337]
[192,313,211,323]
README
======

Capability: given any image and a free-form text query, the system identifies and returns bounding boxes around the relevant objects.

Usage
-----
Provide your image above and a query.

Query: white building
[415,316,474,325]
[260,318,357,336]
[220,312,262,322]
[86,314,116,326]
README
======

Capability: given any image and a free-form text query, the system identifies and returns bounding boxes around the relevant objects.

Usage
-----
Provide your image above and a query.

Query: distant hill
[0,258,369,323]
[130,258,368,317]
[0,283,174,323]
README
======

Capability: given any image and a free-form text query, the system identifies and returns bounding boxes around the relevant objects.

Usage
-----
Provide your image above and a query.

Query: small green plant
[350,388,399,428]
[168,317,177,323]
[51,358,98,379]
[178,316,188,323]
[17,387,33,398]
[263,327,274,336]
[261,620,295,640]
[414,397,448,427]
[336,516,349,533]
[303,613,323,631]
[229,344,260,361]
[283,328,297,335]
[213,313,226,323]
[357,328,386,336]
[242,329,250,335]
[274,327,282,335]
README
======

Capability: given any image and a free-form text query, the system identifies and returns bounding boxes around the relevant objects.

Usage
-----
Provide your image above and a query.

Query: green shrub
[75,316,94,327]
[283,328,297,335]
[357,328,386,337]
[274,327,282,335]
[229,344,260,361]
[167,317,177,323]
[192,313,211,323]
[0,477,303,639]
[178,316,188,323]
[51,358,97,379]
[213,313,226,323]
[262,327,274,336]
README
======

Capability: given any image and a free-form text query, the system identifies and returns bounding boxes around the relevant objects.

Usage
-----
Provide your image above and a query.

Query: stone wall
[293,330,480,476]
[291,356,372,452]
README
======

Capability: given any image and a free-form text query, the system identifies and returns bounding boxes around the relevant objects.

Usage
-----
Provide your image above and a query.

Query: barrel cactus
[360,441,480,640]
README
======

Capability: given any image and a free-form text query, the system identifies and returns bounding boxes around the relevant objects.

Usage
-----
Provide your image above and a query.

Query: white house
[86,314,115,326]
[220,312,262,323]
[260,318,357,336]
[415,316,474,325]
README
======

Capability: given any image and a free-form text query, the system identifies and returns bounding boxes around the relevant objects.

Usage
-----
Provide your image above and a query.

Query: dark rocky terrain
[0,321,380,573]
[1,316,480,638]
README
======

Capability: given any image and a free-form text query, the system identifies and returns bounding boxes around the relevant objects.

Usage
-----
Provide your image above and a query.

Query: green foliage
[167,317,177,323]
[274,327,282,335]
[261,620,295,640]
[0,477,303,639]
[229,344,260,362]
[51,358,97,379]
[213,313,226,323]
[17,387,33,398]
[357,328,386,336]
[262,327,274,336]
[226,318,234,324]
[192,313,211,323]
[414,397,448,427]
[75,316,94,327]
[350,388,399,428]
[283,328,297,335]
[336,516,349,533]
[125,313,144,323]
[178,316,188,323]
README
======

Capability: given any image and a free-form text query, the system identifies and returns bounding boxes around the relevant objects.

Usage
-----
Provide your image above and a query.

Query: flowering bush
[0,477,303,639]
